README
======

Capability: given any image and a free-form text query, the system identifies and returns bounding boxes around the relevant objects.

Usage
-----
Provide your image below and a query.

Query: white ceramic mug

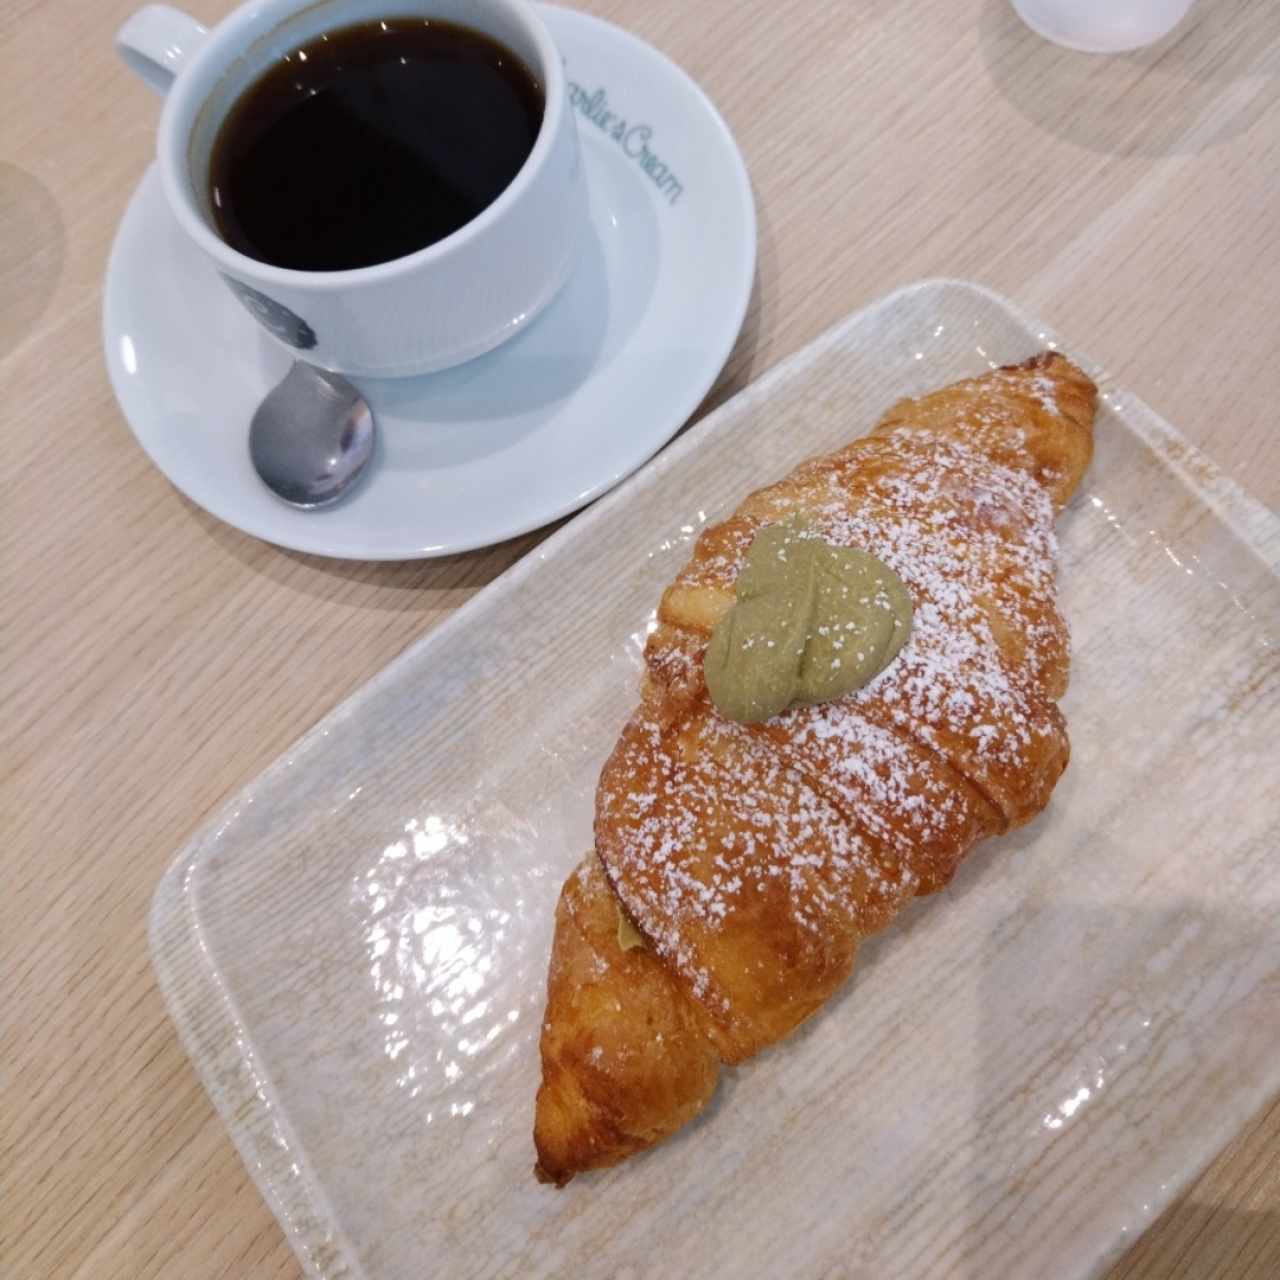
[1011,0,1198,53]
[116,0,584,377]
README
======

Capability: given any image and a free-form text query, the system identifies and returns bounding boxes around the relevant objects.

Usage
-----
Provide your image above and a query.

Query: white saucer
[103,5,756,560]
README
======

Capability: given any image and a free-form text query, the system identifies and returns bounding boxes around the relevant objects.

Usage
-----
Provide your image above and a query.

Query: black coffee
[208,18,543,272]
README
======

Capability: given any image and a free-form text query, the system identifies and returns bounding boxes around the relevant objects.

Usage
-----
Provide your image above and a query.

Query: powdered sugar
[598,372,1077,1023]
[1030,374,1061,416]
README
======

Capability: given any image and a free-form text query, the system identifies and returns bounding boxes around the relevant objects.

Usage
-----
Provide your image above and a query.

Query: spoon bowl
[249,362,375,509]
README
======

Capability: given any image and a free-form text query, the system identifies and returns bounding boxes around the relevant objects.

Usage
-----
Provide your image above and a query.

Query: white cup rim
[156,0,567,291]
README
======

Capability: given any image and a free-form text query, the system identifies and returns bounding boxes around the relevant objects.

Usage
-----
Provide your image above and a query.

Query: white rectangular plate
[152,279,1280,1280]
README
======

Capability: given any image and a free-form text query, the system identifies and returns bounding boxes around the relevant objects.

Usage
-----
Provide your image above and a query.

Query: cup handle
[115,4,208,96]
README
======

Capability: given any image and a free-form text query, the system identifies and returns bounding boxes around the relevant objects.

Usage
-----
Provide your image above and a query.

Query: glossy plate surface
[104,5,756,559]
[152,279,1280,1279]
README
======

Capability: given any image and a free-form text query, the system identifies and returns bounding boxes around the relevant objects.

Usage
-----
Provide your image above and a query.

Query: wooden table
[5,0,1279,1275]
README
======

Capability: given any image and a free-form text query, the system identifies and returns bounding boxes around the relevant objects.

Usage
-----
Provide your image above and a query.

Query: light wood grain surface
[3,0,1278,1277]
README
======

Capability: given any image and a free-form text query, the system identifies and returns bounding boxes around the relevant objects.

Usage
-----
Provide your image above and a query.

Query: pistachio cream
[704,521,913,724]
[616,903,646,952]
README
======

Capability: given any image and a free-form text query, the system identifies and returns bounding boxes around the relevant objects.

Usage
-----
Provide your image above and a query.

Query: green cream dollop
[704,520,913,724]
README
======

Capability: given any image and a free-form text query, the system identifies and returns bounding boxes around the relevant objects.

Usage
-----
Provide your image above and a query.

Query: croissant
[533,353,1097,1185]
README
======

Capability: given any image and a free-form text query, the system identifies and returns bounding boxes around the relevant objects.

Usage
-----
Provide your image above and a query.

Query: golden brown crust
[533,352,1097,1184]
[533,855,720,1184]
[873,352,1096,512]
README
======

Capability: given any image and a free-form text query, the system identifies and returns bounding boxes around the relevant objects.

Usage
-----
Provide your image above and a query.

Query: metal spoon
[249,362,375,509]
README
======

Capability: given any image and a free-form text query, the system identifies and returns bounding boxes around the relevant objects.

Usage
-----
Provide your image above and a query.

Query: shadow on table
[1108,1200,1280,1279]
[687,194,774,423]
[0,163,65,360]
[188,495,558,608]
[979,0,1280,156]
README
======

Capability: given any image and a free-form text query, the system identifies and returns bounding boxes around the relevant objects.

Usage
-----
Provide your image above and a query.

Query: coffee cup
[116,0,585,377]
